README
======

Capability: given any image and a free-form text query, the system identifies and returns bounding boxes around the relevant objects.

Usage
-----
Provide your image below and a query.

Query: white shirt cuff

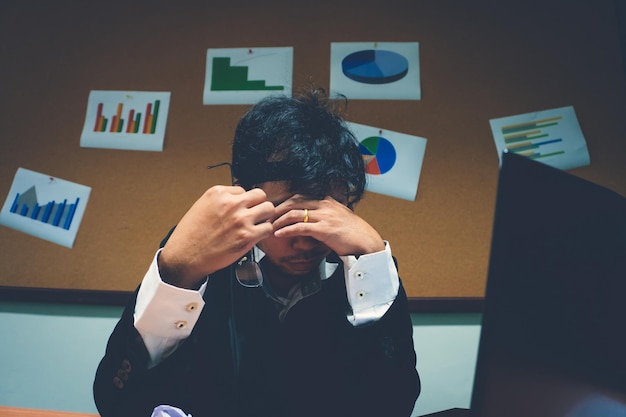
[341,241,400,326]
[134,250,206,366]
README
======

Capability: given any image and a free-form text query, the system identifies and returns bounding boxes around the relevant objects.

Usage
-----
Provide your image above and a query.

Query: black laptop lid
[470,152,626,417]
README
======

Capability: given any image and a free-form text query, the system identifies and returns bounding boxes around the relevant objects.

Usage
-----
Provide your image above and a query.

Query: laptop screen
[470,153,626,417]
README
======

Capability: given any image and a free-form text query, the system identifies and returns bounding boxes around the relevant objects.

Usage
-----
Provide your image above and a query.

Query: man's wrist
[157,250,204,290]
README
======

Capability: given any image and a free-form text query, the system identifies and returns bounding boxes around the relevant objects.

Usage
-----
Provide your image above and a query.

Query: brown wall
[1,0,625,300]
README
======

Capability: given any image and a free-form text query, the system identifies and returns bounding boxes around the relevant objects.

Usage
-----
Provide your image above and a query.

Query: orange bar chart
[81,90,170,152]
[93,100,161,134]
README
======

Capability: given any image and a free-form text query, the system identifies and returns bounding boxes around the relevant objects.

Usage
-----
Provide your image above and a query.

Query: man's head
[231,88,366,208]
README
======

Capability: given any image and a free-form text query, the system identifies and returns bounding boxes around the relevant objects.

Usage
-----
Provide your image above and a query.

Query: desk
[0,407,98,417]
[0,405,470,417]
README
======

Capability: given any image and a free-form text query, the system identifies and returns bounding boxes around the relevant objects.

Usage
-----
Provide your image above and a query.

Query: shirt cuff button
[186,302,198,312]
[175,320,188,329]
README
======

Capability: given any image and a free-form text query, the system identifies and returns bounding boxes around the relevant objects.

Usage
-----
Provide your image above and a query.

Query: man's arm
[133,249,206,367]
[339,278,421,416]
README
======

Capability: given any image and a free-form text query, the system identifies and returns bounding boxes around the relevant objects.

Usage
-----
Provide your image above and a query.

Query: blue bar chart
[0,168,91,248]
[9,186,80,230]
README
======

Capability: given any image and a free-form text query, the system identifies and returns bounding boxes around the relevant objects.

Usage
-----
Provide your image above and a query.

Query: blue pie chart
[342,49,409,84]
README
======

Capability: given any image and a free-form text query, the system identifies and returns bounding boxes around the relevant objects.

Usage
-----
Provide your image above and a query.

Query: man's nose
[291,236,319,251]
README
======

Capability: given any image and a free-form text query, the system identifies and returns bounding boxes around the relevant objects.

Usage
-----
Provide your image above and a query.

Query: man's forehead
[258,181,291,203]
[258,181,348,206]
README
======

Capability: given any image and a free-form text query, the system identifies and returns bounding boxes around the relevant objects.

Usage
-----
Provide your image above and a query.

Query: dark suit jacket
[93,258,420,417]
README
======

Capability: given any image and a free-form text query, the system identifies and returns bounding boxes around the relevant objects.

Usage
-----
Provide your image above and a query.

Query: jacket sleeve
[342,280,421,416]
[281,275,421,417]
[93,289,153,417]
[92,289,203,417]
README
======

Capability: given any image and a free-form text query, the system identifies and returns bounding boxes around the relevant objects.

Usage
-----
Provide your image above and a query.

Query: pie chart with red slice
[359,136,396,175]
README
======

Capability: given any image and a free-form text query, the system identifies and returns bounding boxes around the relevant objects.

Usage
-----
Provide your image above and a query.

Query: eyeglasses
[207,161,235,184]
[235,251,263,288]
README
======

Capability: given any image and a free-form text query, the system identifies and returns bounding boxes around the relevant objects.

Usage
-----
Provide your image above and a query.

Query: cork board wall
[1,0,625,301]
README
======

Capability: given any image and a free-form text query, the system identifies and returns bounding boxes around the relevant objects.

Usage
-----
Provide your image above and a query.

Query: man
[94,89,420,417]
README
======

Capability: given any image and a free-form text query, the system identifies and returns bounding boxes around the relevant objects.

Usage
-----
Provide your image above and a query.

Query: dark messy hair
[231,88,366,207]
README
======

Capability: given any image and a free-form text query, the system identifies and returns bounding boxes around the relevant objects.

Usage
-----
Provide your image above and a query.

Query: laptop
[433,152,626,417]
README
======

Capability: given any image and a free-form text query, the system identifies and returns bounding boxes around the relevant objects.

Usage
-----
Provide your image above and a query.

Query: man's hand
[272,195,385,257]
[158,185,275,289]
